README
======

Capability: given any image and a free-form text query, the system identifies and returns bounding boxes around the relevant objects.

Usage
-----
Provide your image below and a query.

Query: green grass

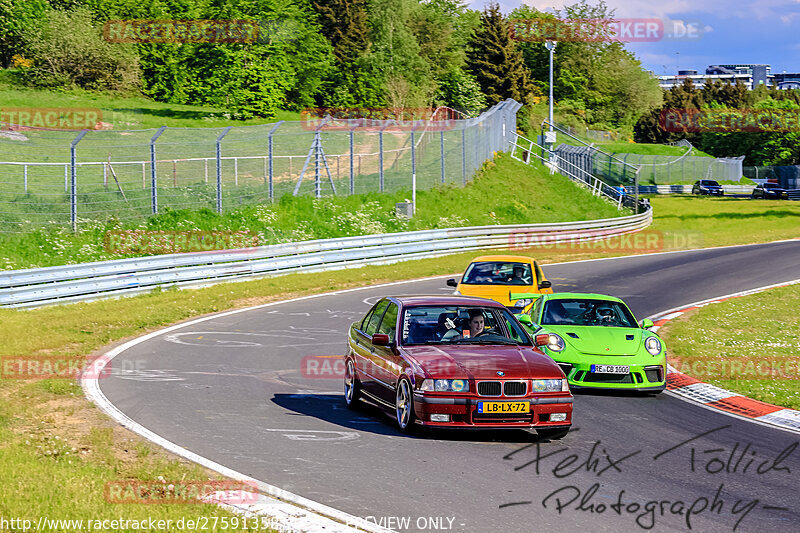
[659,283,800,410]
[592,140,714,158]
[647,195,800,248]
[0,153,627,269]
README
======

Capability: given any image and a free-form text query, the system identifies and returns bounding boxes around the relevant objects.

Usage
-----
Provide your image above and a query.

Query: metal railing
[0,210,652,308]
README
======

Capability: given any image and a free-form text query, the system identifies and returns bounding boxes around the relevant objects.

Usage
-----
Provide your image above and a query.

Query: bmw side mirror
[538,280,552,289]
[641,319,654,329]
[446,278,458,288]
[372,334,391,346]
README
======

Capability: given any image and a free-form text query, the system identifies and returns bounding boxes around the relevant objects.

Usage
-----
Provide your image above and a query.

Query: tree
[465,3,538,106]
[312,0,369,65]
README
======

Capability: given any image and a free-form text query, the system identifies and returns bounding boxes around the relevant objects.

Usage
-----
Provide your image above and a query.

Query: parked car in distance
[445,255,553,315]
[752,182,789,199]
[345,295,573,438]
[692,180,724,196]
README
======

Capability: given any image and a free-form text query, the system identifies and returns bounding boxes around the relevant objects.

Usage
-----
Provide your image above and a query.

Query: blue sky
[470,1,800,75]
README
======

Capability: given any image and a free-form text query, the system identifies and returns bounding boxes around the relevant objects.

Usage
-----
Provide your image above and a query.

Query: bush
[20,7,139,91]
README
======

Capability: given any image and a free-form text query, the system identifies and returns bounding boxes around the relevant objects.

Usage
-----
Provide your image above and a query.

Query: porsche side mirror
[538,280,552,289]
[517,314,533,326]
[446,278,458,288]
[372,334,391,346]
[641,319,654,329]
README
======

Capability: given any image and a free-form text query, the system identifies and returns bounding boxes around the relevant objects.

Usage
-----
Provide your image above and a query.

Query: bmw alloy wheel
[344,359,360,408]
[395,379,414,431]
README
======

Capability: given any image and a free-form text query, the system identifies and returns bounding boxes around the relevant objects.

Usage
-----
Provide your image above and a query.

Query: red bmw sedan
[345,296,573,439]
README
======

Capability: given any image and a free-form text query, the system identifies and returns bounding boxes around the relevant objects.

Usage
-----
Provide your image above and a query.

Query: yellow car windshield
[462,262,533,286]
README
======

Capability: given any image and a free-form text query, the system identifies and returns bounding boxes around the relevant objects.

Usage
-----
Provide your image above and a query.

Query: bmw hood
[403,344,562,380]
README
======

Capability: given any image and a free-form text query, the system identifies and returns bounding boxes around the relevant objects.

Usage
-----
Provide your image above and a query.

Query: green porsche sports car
[513,292,666,393]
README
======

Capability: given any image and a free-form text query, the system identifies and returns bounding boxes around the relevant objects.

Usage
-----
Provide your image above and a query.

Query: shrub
[20,7,139,91]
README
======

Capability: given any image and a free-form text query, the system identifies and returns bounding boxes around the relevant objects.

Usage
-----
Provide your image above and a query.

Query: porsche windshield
[462,261,533,286]
[541,299,638,328]
[401,305,531,346]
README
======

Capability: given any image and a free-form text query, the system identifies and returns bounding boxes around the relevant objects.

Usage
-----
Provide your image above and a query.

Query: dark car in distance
[752,182,789,199]
[692,180,724,196]
[344,295,573,439]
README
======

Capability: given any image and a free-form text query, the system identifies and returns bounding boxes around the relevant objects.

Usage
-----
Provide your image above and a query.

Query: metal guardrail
[627,185,756,195]
[0,210,652,308]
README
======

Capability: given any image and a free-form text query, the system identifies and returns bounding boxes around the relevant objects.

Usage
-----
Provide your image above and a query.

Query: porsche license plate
[591,364,630,374]
[477,401,529,414]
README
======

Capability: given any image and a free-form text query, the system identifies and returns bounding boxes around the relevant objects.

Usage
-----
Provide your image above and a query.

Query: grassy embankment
[659,283,800,410]
[0,152,625,269]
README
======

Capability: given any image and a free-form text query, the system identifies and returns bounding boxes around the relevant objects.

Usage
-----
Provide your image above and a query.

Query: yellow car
[446,255,554,314]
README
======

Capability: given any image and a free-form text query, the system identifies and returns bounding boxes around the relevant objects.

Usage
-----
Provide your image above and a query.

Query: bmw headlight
[531,379,564,392]
[546,333,566,352]
[645,336,662,355]
[419,379,469,392]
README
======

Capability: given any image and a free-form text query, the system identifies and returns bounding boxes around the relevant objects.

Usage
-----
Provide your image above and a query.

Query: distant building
[657,64,800,90]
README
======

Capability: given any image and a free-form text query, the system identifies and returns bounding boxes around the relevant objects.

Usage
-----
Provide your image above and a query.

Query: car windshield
[401,305,531,346]
[541,299,638,328]
[701,180,720,186]
[763,183,780,189]
[461,261,533,286]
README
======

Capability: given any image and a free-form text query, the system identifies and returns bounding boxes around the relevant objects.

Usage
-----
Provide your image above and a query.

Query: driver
[467,309,485,337]
[595,304,618,325]
[507,266,527,285]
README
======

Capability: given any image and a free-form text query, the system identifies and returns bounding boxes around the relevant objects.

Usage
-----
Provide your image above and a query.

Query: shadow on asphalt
[271,393,569,444]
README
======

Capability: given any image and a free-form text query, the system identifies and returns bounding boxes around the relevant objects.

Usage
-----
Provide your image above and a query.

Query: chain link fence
[0,100,522,233]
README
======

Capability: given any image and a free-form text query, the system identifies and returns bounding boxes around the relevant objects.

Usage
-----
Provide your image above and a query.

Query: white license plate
[591,364,629,374]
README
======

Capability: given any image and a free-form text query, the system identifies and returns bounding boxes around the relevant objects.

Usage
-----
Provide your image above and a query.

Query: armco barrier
[0,210,651,308]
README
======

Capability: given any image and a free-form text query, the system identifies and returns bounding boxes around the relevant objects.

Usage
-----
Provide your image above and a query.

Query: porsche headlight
[645,336,662,355]
[546,333,566,352]
[531,379,564,392]
[419,379,469,392]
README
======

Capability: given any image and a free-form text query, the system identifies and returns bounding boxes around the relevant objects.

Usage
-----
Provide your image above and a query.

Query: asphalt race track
[99,240,800,533]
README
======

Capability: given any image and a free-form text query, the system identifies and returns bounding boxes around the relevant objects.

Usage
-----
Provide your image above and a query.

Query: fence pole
[379,122,391,192]
[314,132,321,199]
[150,126,166,214]
[70,130,88,232]
[349,124,356,195]
[216,126,232,213]
[461,128,466,184]
[23,165,27,193]
[411,126,417,214]
[142,163,146,189]
[204,159,208,184]
[65,164,69,193]
[440,130,445,184]
[268,121,283,203]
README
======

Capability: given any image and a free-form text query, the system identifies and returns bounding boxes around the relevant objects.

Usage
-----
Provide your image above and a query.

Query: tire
[537,427,570,440]
[344,358,361,409]
[395,378,416,432]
